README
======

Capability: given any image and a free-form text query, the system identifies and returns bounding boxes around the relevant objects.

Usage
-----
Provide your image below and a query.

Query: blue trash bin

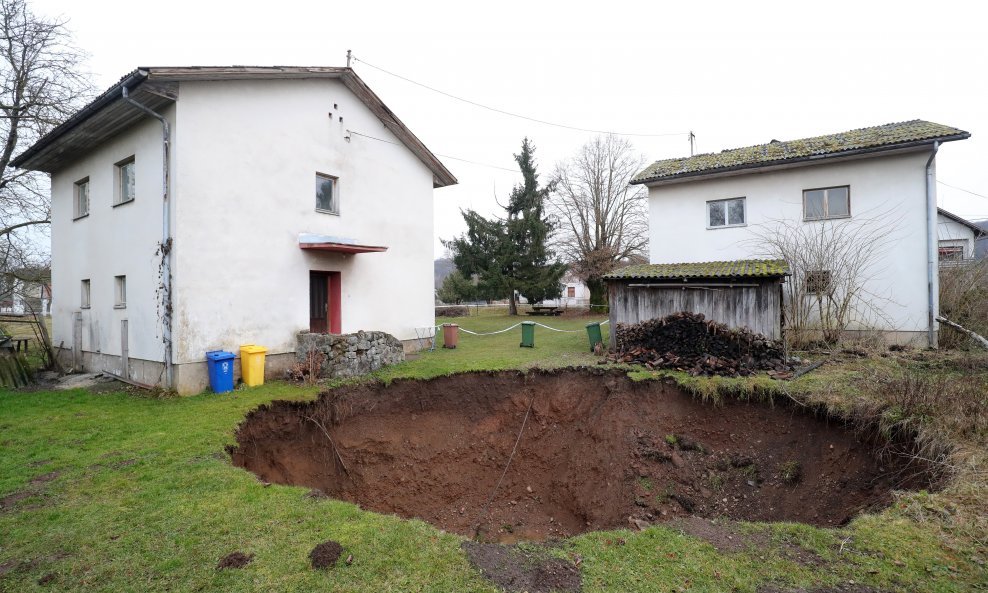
[205,350,236,393]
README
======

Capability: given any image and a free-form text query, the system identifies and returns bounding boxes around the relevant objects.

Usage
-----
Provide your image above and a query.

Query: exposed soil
[309,541,343,569]
[461,542,581,593]
[217,552,254,570]
[230,368,936,542]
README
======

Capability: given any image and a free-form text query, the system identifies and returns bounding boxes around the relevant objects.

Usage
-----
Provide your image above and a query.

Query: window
[803,186,849,220]
[74,178,90,219]
[805,270,832,294]
[567,286,576,298]
[81,279,91,309]
[707,197,746,228]
[114,275,127,308]
[114,157,136,205]
[315,173,339,214]
[938,242,965,262]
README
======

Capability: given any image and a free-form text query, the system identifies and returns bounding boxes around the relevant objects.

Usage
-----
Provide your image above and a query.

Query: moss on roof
[633,120,969,184]
[604,259,790,280]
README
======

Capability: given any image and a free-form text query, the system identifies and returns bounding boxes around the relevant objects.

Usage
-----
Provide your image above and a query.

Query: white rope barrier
[434,318,608,336]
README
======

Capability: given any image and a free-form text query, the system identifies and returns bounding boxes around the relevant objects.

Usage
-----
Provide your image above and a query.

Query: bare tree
[1,0,91,279]
[550,135,648,307]
[748,209,901,347]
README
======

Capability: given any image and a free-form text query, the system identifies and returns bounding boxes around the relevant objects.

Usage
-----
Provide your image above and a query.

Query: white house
[937,208,984,265]
[13,66,456,393]
[633,120,970,347]
[543,272,591,307]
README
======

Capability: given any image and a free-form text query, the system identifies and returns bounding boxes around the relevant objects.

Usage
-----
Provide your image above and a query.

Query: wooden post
[73,312,83,369]
[121,319,130,379]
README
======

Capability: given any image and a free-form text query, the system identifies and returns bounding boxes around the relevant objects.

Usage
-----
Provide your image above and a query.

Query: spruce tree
[443,139,565,315]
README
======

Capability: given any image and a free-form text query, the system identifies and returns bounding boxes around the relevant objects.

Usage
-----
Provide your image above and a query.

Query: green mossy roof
[604,259,790,280]
[633,120,969,184]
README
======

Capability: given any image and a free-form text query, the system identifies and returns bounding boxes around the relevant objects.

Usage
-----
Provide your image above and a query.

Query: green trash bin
[586,321,603,353]
[520,321,536,348]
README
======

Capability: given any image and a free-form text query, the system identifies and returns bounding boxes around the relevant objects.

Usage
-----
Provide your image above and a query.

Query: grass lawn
[1,314,985,592]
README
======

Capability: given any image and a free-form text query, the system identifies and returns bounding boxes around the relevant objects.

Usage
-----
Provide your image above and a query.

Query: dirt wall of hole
[229,369,935,542]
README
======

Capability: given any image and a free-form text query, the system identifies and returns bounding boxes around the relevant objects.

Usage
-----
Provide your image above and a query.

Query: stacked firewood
[609,312,790,377]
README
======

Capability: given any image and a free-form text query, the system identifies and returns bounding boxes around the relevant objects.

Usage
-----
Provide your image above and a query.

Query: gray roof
[633,120,970,185]
[938,208,986,238]
[12,67,457,188]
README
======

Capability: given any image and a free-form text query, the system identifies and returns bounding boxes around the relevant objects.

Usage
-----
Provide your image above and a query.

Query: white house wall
[50,110,173,371]
[171,79,436,368]
[647,151,934,334]
[936,215,976,259]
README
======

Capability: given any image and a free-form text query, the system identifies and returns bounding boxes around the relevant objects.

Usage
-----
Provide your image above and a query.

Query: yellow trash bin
[240,344,268,387]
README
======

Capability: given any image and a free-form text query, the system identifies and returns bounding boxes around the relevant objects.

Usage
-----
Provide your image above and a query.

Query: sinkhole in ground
[229,368,936,542]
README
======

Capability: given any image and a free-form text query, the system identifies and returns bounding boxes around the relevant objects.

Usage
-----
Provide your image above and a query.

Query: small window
[115,157,136,205]
[803,186,849,220]
[81,279,91,309]
[805,270,832,294]
[707,197,745,228]
[74,178,90,219]
[567,286,576,298]
[316,173,339,214]
[938,243,965,262]
[114,275,127,308]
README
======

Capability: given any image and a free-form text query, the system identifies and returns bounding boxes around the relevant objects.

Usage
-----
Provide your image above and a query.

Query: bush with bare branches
[748,210,899,347]
[938,259,988,349]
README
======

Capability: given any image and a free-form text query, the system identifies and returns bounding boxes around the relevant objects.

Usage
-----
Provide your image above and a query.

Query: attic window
[803,186,849,220]
[707,197,746,228]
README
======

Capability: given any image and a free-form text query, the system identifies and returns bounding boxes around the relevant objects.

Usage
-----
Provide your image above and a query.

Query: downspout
[121,85,173,389]
[925,141,939,349]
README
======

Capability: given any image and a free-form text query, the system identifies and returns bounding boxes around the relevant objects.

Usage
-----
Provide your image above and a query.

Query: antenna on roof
[346,49,352,68]
[688,131,696,156]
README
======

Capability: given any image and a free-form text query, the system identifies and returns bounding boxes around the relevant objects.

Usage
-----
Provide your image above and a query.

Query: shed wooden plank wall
[607,281,783,345]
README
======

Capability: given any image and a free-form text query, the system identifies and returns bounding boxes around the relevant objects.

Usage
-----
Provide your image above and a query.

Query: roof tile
[604,259,790,280]
[633,120,969,184]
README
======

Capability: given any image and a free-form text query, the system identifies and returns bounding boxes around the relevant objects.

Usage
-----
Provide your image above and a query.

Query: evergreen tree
[436,270,477,304]
[443,139,565,315]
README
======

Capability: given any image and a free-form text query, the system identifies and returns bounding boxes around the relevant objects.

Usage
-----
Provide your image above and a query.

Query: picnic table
[526,304,563,316]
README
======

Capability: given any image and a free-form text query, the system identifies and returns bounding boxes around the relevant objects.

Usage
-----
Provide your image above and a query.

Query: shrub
[939,259,988,349]
[435,305,469,317]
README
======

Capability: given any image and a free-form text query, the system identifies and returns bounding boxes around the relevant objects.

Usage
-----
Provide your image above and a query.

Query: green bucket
[586,321,603,352]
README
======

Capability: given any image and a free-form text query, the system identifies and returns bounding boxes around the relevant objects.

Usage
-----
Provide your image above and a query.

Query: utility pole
[346,50,352,68]
[688,131,696,156]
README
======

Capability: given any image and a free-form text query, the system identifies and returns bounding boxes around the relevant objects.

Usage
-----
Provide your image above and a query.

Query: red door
[309,271,341,333]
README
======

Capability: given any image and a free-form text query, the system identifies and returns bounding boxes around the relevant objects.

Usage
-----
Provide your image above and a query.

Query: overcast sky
[37,0,988,257]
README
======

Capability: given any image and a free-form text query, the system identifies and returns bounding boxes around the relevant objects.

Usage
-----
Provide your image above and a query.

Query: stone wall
[296,330,405,379]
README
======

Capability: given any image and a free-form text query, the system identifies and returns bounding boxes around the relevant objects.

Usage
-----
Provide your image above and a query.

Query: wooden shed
[604,259,790,345]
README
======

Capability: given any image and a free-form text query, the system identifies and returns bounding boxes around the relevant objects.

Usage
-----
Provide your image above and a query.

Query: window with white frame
[315,173,339,214]
[74,178,90,219]
[707,197,746,228]
[81,279,91,308]
[803,186,849,220]
[938,241,966,262]
[115,157,136,205]
[114,275,127,308]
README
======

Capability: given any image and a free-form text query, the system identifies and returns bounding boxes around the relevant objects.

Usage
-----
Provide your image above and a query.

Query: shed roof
[604,259,790,280]
[12,66,457,188]
[633,120,969,185]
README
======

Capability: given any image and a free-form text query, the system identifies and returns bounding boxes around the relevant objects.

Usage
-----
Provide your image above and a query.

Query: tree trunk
[587,277,608,309]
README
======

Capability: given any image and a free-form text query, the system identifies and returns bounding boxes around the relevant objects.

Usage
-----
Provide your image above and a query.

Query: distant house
[629,120,970,347]
[937,208,985,265]
[12,66,456,393]
[543,272,590,307]
[0,267,51,315]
